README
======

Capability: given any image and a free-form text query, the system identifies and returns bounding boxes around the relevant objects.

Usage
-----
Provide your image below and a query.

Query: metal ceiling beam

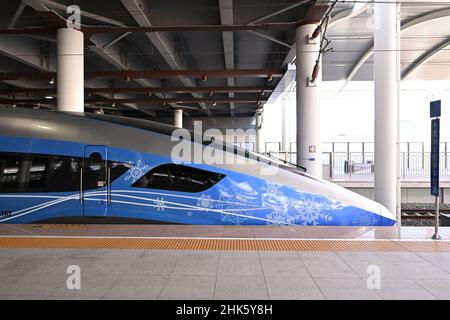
[90,69,283,79]
[247,31,293,48]
[402,37,450,80]
[86,43,174,115]
[0,86,274,95]
[0,35,56,71]
[0,22,304,36]
[342,7,450,89]
[22,0,46,11]
[1,97,268,105]
[219,0,235,116]
[8,1,26,29]
[24,1,132,46]
[120,0,210,115]
[327,2,370,29]
[248,0,311,25]
[102,33,132,49]
[0,69,283,81]
[245,0,307,50]
[28,0,127,27]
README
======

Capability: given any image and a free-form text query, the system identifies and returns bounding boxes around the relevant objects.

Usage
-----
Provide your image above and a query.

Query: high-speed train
[0,107,396,226]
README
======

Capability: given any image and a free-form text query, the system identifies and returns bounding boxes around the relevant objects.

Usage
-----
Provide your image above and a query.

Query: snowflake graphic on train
[261,182,295,225]
[261,181,342,226]
[154,197,166,212]
[196,194,214,211]
[124,160,150,182]
[351,211,380,226]
[261,182,284,199]
[214,187,258,225]
[266,211,296,226]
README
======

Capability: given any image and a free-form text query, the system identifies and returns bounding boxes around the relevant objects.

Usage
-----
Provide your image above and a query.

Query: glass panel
[132,164,225,193]
[0,152,130,193]
[83,152,106,190]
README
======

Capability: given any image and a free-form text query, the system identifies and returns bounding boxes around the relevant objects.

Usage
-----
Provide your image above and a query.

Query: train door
[82,146,108,217]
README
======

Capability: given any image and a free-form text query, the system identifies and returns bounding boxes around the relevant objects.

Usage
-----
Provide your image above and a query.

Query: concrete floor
[1,247,450,300]
[1,225,450,300]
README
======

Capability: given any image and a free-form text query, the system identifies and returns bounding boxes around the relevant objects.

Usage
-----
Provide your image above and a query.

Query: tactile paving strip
[1,236,450,252]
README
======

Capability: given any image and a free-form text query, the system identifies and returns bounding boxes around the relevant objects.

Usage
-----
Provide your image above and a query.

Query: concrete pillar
[255,109,262,153]
[295,24,322,177]
[374,0,399,215]
[174,109,183,128]
[281,97,290,153]
[57,28,84,112]
[395,3,402,224]
[281,97,290,163]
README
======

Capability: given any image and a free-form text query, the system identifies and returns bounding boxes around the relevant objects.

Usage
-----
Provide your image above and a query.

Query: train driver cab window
[132,164,225,193]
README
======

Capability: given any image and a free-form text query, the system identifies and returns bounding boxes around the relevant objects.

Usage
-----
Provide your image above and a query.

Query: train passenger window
[0,154,44,192]
[132,164,225,193]
[0,152,130,193]
[88,152,103,171]
[0,155,22,191]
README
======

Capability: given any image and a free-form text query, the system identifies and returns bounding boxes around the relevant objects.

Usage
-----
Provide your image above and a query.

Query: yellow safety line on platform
[1,236,450,252]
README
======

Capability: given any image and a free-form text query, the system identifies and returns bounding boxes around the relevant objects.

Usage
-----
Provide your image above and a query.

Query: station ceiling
[0,0,448,119]
[324,0,450,84]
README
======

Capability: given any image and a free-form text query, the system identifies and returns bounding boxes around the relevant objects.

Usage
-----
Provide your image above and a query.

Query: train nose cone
[379,204,396,226]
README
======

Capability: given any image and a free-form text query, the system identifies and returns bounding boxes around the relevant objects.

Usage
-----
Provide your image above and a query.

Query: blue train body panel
[0,135,396,226]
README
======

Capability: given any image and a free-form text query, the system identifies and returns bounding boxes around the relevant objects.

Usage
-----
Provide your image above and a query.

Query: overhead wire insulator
[311,26,322,40]
[311,63,320,83]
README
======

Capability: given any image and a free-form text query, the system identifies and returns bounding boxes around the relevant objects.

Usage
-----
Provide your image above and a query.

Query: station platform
[0,225,450,300]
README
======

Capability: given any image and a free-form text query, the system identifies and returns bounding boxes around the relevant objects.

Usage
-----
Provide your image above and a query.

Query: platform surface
[0,225,450,300]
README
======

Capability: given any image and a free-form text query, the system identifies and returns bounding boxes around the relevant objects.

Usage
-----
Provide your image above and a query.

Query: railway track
[401,209,450,219]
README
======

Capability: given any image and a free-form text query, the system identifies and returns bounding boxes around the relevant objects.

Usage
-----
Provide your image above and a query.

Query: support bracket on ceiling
[307,77,317,87]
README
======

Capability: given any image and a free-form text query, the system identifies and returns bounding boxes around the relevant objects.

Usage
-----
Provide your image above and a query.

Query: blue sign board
[431,118,440,196]
[430,100,441,118]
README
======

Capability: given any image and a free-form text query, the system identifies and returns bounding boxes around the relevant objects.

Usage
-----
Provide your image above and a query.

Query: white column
[374,0,399,215]
[396,3,402,224]
[174,109,183,128]
[295,24,322,177]
[57,28,84,112]
[281,97,290,152]
[281,97,290,163]
[255,109,262,153]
